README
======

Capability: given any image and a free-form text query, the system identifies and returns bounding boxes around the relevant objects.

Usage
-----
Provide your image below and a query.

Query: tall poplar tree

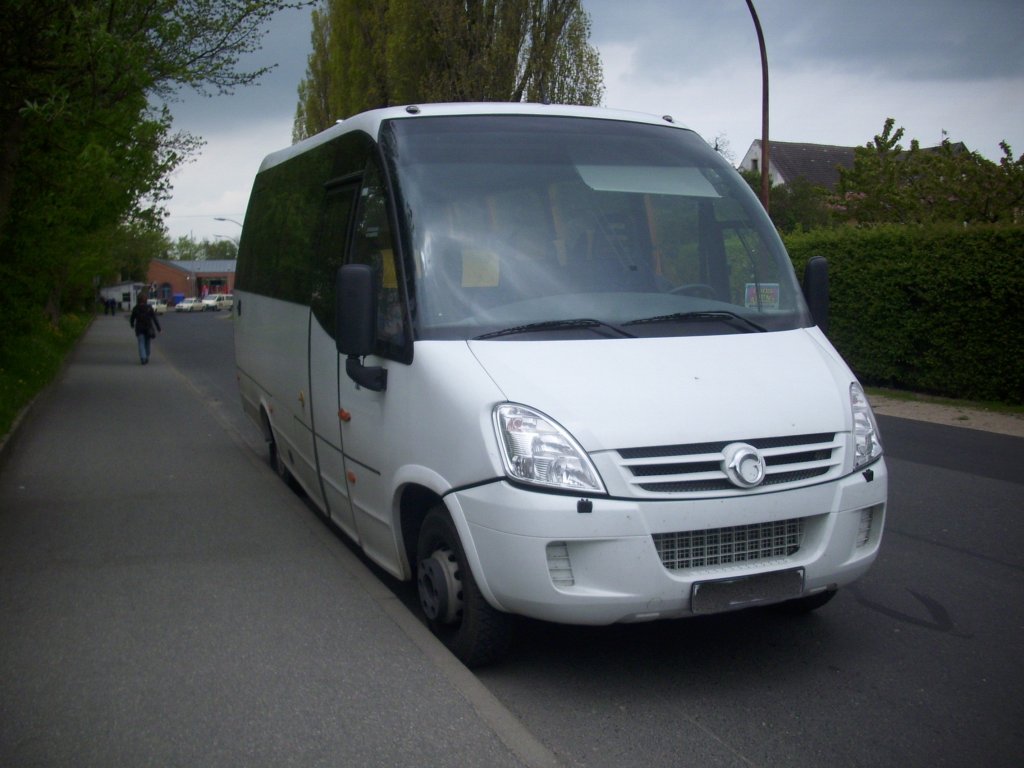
[293,0,604,141]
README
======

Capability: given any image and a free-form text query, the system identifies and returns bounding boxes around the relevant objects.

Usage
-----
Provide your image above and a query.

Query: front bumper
[447,460,887,624]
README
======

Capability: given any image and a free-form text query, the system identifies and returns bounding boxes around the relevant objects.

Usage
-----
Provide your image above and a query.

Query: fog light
[546,542,574,587]
[857,505,878,548]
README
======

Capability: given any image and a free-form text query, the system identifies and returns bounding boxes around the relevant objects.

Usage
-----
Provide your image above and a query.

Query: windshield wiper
[623,311,766,333]
[473,318,635,340]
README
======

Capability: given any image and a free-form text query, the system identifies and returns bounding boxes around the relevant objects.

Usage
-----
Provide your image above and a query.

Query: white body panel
[309,318,358,539]
[450,465,885,624]
[467,329,849,451]
[234,102,887,628]
[235,296,323,508]
[238,292,887,620]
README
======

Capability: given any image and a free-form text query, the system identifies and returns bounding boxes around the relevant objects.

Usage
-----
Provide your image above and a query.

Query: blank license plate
[691,569,805,615]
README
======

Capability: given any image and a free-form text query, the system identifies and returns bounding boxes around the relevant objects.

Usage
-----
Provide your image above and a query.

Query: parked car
[148,299,168,314]
[175,297,203,312]
[202,293,234,311]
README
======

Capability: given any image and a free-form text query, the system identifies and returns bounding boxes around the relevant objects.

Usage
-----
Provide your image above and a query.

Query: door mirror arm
[345,356,387,391]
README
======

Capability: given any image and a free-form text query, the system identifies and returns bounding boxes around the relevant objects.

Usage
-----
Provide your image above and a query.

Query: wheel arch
[257,402,274,444]
[396,480,507,613]
[398,484,443,580]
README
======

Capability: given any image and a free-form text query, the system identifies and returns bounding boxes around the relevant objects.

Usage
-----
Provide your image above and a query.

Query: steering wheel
[670,283,717,299]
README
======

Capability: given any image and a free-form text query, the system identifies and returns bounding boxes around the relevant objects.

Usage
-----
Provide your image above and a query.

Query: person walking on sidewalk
[129,290,161,365]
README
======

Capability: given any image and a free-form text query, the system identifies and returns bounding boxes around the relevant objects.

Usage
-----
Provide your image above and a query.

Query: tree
[167,236,238,261]
[293,0,603,140]
[111,223,173,282]
[834,118,1024,225]
[739,169,833,233]
[523,2,603,105]
[0,0,305,334]
[294,5,336,141]
[711,134,736,164]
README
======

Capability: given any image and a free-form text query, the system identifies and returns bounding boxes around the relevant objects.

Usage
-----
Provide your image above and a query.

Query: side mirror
[802,255,829,335]
[336,264,387,392]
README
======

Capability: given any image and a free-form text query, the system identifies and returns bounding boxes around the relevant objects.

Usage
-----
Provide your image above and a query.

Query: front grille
[653,518,805,570]
[619,433,834,459]
[616,433,842,497]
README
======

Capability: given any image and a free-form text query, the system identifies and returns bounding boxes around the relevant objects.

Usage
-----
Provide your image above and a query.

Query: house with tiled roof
[739,140,856,191]
[146,259,236,305]
[740,139,970,192]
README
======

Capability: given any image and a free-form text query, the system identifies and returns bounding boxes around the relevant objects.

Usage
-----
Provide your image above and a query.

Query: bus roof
[258,102,693,173]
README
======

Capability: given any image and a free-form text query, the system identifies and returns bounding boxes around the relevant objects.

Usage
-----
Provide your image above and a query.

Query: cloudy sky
[164,0,1024,242]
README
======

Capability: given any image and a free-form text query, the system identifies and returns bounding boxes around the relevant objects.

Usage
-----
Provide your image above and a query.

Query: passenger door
[309,182,359,539]
[336,160,412,576]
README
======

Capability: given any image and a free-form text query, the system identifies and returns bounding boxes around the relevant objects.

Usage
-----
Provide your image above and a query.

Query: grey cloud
[168,5,313,132]
[585,0,1024,82]
[771,0,1024,80]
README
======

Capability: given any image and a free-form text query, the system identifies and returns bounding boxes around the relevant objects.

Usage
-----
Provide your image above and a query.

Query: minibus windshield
[383,115,812,340]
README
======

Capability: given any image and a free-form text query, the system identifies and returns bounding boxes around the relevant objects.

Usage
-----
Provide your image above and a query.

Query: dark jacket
[130,303,161,337]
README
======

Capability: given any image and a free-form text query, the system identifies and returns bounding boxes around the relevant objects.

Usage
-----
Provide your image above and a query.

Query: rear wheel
[416,507,513,667]
[268,426,299,491]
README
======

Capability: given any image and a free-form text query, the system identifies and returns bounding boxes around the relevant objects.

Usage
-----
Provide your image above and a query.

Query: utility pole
[745,0,770,213]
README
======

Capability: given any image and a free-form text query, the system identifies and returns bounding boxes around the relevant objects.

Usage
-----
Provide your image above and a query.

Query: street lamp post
[745,0,770,213]
[214,216,243,228]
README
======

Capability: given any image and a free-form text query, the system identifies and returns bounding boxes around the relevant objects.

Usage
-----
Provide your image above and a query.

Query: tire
[416,507,513,667]
[774,587,837,614]
[268,428,299,491]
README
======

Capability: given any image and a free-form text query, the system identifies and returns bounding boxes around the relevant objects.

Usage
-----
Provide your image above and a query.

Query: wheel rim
[417,547,462,625]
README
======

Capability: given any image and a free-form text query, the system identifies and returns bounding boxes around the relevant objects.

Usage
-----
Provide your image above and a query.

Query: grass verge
[866,386,1024,417]
[0,313,91,442]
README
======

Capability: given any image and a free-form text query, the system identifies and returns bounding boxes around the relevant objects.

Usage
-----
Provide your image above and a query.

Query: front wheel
[416,507,513,667]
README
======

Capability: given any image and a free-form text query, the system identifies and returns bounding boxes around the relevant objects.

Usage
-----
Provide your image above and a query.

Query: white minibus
[235,103,887,666]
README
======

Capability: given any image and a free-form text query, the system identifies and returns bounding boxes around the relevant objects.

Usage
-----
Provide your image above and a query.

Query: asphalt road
[157,310,1024,768]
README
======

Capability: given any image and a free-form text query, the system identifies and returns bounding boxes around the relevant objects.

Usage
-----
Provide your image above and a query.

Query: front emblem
[722,443,766,489]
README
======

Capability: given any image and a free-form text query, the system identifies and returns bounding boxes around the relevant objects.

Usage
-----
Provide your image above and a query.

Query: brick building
[146,259,236,305]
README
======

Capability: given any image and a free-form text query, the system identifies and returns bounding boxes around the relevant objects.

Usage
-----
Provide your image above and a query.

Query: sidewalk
[869,392,1024,438]
[0,318,558,768]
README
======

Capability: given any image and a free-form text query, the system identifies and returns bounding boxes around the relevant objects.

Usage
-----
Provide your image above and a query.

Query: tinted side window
[311,183,358,336]
[236,143,330,302]
[350,160,409,361]
[237,131,375,304]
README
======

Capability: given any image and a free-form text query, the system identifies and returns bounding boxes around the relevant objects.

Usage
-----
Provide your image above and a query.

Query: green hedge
[784,225,1024,405]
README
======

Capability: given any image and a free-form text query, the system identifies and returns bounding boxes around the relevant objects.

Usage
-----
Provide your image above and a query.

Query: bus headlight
[494,404,605,493]
[850,382,883,469]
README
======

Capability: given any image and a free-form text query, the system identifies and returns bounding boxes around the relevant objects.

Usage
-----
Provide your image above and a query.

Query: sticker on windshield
[462,250,500,287]
[745,283,780,310]
[382,249,398,289]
